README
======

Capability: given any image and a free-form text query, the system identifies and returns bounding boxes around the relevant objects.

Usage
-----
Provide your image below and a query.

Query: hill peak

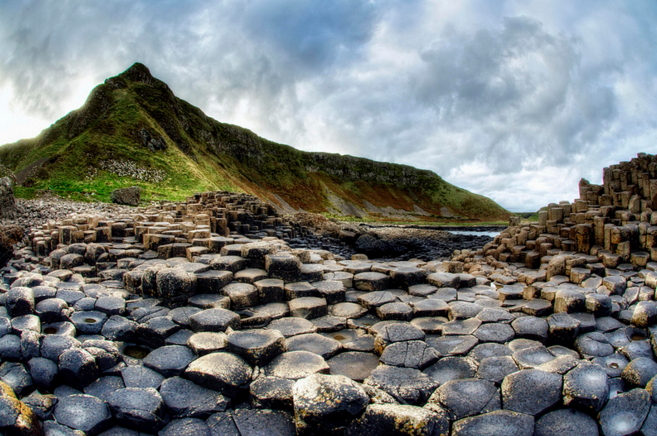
[118,62,155,85]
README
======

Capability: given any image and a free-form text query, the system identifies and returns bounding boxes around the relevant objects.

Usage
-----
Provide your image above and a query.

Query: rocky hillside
[0,63,510,221]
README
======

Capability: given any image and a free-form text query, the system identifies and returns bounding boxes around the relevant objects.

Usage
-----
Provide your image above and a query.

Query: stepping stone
[225,329,286,365]
[58,348,99,390]
[476,307,514,323]
[137,316,180,348]
[0,362,33,397]
[209,256,247,272]
[263,351,330,380]
[254,279,285,304]
[101,315,138,342]
[442,318,482,336]
[160,376,229,418]
[311,315,346,332]
[330,302,367,319]
[512,345,556,369]
[410,299,449,317]
[169,306,203,326]
[53,394,112,436]
[300,264,325,282]
[547,313,580,345]
[424,356,478,386]
[35,298,70,323]
[389,267,427,289]
[288,297,327,319]
[185,352,252,397]
[268,318,316,337]
[554,289,586,313]
[313,280,345,304]
[188,294,230,310]
[429,378,499,420]
[345,404,449,436]
[586,293,612,316]
[286,333,341,359]
[498,285,524,301]
[511,316,548,342]
[188,309,240,332]
[28,357,59,390]
[231,409,295,436]
[410,316,447,334]
[108,387,169,432]
[143,345,195,377]
[468,343,513,363]
[95,296,126,315]
[284,282,318,299]
[187,332,228,355]
[620,341,653,361]
[621,357,657,387]
[160,418,211,436]
[534,408,599,436]
[155,268,197,305]
[196,270,233,294]
[235,268,268,284]
[364,365,438,404]
[575,332,614,357]
[293,373,370,435]
[223,283,258,309]
[379,340,439,369]
[357,291,397,309]
[563,362,609,412]
[451,410,534,436]
[631,301,657,327]
[426,335,478,356]
[448,302,483,320]
[599,388,651,436]
[120,365,165,389]
[427,272,460,288]
[71,310,107,335]
[408,284,438,297]
[254,302,290,320]
[477,356,519,384]
[501,369,562,416]
[521,299,552,317]
[250,376,295,409]
[592,353,629,378]
[328,351,380,382]
[376,302,413,321]
[373,322,425,355]
[84,376,125,402]
[344,335,376,353]
[474,323,515,343]
[354,272,390,291]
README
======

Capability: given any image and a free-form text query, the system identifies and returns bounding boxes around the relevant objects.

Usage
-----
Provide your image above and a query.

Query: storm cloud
[1,0,656,211]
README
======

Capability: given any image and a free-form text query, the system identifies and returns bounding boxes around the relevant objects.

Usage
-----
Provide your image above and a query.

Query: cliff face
[0,63,511,221]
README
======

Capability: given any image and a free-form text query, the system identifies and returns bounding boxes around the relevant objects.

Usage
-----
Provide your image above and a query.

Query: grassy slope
[0,63,511,221]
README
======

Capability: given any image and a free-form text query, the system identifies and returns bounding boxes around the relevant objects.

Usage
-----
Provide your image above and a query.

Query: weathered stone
[598,388,651,436]
[364,365,438,404]
[108,387,169,432]
[451,410,534,436]
[160,376,229,418]
[111,186,141,206]
[184,352,252,397]
[501,369,562,416]
[54,394,112,436]
[345,404,449,436]
[225,329,286,365]
[534,408,599,436]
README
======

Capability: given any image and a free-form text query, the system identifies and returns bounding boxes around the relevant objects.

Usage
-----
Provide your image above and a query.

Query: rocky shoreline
[1,154,657,436]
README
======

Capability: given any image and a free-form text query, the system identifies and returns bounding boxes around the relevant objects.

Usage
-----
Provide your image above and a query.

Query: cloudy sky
[1,0,656,211]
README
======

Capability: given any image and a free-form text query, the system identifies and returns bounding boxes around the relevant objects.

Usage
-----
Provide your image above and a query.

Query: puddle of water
[43,327,58,335]
[123,345,151,359]
[449,230,500,238]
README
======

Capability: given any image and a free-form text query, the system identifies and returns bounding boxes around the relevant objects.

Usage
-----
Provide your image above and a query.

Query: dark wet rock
[376,302,413,321]
[293,373,369,435]
[501,369,562,416]
[184,352,252,397]
[156,268,197,305]
[143,344,195,377]
[598,388,651,436]
[22,391,57,421]
[111,186,141,206]
[120,365,164,389]
[54,394,112,436]
[35,298,70,324]
[160,376,229,418]
[511,316,548,342]
[187,331,227,355]
[20,330,40,361]
[562,363,609,412]
[58,348,98,389]
[474,322,515,343]
[286,333,341,359]
[42,421,84,435]
[429,378,499,420]
[263,350,329,380]
[101,315,138,342]
[328,351,380,382]
[425,335,478,356]
[250,376,295,409]
[575,332,614,358]
[0,362,33,396]
[6,287,35,317]
[534,408,599,436]
[547,313,580,345]
[621,357,657,387]
[373,322,425,355]
[631,301,657,327]
[451,410,534,436]
[29,357,59,390]
[423,356,478,386]
[188,308,240,332]
[268,317,316,337]
[159,418,211,436]
[379,340,439,370]
[231,409,296,436]
[108,387,169,432]
[225,329,286,366]
[136,315,180,348]
[70,310,107,335]
[593,353,629,378]
[288,297,328,319]
[0,380,42,436]
[477,356,519,384]
[345,403,449,436]
[84,376,125,402]
[364,365,438,404]
[620,340,653,361]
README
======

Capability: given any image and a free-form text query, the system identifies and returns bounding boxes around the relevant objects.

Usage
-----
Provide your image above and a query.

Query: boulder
[110,186,141,206]
[0,177,16,219]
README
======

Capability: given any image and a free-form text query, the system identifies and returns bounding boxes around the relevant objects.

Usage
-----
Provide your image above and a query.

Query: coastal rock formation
[1,154,657,435]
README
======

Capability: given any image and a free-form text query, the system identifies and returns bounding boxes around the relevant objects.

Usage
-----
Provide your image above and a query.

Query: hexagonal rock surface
[474,323,515,343]
[353,272,390,291]
[598,388,651,436]
[424,356,478,386]
[562,363,609,412]
[184,352,253,397]
[621,357,657,387]
[188,308,240,332]
[429,378,499,420]
[143,345,195,377]
[345,404,449,436]
[155,268,197,305]
[223,282,259,309]
[330,302,368,319]
[373,322,425,355]
[52,394,112,435]
[225,329,286,366]
[250,376,295,409]
[293,373,370,435]
[501,369,563,416]
[263,351,330,380]
[187,332,228,355]
[477,356,519,384]
[268,317,317,337]
[160,418,211,436]
[533,408,600,436]
[288,297,328,319]
[358,291,397,309]
[58,348,99,389]
[328,351,380,382]
[451,410,534,436]
[159,376,229,418]
[364,365,438,405]
[108,387,169,432]
[379,340,439,370]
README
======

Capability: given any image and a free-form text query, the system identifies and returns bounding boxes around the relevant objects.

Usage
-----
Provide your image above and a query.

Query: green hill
[0,63,510,221]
